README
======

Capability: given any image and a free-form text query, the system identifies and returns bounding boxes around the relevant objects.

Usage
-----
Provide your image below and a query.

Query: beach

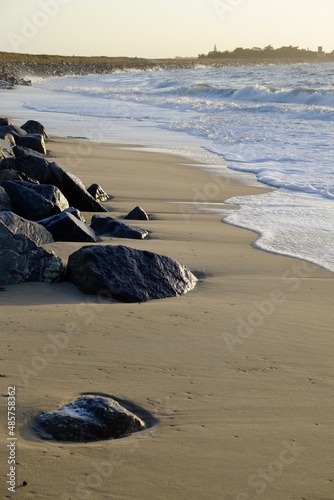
[0,136,333,499]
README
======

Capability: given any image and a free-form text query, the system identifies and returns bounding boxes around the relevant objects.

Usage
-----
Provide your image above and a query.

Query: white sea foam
[1,62,334,272]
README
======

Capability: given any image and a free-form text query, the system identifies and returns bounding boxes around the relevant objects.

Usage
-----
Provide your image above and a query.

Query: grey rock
[67,244,198,302]
[0,211,53,251]
[124,205,149,221]
[0,187,12,211]
[13,145,48,159]
[33,395,145,442]
[0,125,26,141]
[21,120,48,139]
[17,133,46,154]
[14,155,107,212]
[0,211,63,286]
[63,207,86,223]
[91,215,148,240]
[39,212,98,242]
[87,183,109,202]
[2,180,68,221]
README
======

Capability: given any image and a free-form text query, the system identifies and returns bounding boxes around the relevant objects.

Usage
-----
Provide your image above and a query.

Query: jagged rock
[14,155,107,212]
[21,120,48,139]
[13,145,48,159]
[17,133,46,154]
[3,133,16,148]
[0,125,26,141]
[87,183,109,202]
[124,205,149,221]
[33,395,146,442]
[91,215,148,239]
[0,211,53,250]
[0,247,64,285]
[63,207,86,223]
[0,157,17,170]
[2,180,68,221]
[0,211,63,286]
[0,137,14,158]
[0,187,12,211]
[67,245,198,302]
[39,212,98,242]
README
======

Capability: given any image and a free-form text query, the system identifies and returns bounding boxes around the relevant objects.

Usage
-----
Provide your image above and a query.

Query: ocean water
[1,63,334,272]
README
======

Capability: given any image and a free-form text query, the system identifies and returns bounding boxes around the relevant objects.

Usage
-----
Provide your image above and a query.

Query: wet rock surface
[67,244,198,302]
[33,395,146,442]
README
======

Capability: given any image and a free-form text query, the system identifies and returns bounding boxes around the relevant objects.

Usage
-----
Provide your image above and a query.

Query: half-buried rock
[91,215,148,240]
[39,212,98,242]
[67,245,197,302]
[33,395,145,442]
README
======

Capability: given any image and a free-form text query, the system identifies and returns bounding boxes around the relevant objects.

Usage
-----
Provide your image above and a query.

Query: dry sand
[1,138,333,500]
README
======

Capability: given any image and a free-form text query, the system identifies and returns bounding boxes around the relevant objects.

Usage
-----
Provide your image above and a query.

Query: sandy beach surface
[1,138,334,500]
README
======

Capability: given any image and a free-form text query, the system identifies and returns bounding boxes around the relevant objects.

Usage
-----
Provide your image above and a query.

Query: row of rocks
[0,117,198,301]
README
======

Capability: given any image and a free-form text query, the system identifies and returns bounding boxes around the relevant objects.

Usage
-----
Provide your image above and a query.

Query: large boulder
[91,215,148,240]
[0,118,11,127]
[17,134,46,154]
[14,155,107,212]
[21,120,48,139]
[67,245,198,302]
[33,395,145,442]
[2,180,69,221]
[0,211,53,250]
[0,211,63,286]
[39,212,98,242]
[124,205,149,221]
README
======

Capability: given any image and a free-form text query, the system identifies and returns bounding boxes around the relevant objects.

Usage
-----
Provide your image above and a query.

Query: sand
[1,138,333,500]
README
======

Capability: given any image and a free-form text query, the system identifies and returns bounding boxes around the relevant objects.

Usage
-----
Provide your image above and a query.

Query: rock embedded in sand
[91,214,148,239]
[124,205,150,221]
[67,244,198,302]
[33,395,145,442]
[87,183,109,202]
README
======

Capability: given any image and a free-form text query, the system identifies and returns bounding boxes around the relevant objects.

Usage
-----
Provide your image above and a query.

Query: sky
[1,0,333,58]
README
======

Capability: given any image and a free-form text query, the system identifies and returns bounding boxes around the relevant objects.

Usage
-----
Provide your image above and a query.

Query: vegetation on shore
[1,45,333,88]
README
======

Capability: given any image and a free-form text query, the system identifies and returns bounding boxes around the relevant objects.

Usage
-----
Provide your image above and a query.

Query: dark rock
[87,183,109,202]
[13,145,48,159]
[14,156,107,212]
[0,125,26,142]
[33,395,145,442]
[0,187,12,211]
[21,120,48,139]
[0,211,63,286]
[67,245,198,302]
[0,211,53,250]
[63,207,86,223]
[0,247,64,285]
[0,158,17,170]
[91,215,148,240]
[124,205,149,221]
[39,212,98,242]
[0,169,22,182]
[2,181,68,221]
[17,134,46,154]
[0,118,11,127]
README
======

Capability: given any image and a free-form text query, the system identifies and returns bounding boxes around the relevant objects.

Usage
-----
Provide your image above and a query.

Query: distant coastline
[1,48,334,88]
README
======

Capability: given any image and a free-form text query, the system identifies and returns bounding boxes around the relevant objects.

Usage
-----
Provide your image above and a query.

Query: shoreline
[1,137,334,499]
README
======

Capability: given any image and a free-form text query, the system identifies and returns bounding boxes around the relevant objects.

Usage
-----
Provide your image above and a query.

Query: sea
[1,62,334,272]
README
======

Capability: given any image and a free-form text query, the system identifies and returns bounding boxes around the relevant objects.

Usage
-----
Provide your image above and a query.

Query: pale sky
[1,0,333,58]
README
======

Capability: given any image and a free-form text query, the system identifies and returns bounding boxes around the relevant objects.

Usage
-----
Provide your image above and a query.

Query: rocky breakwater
[0,116,198,301]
